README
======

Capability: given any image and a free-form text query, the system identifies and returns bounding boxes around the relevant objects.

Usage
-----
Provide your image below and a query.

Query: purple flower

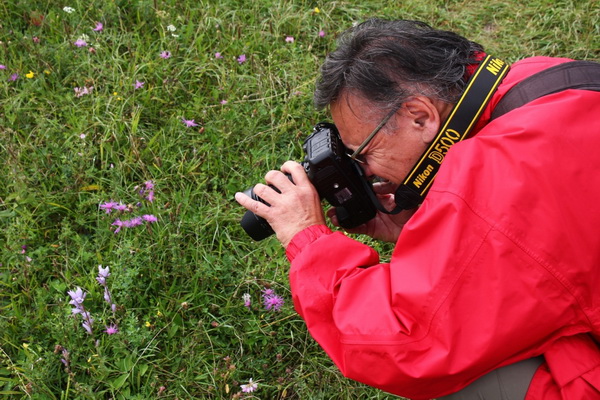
[93,22,103,32]
[262,288,284,311]
[242,293,251,308]
[99,201,119,213]
[134,80,144,89]
[220,100,228,105]
[67,287,93,334]
[9,73,18,82]
[104,323,118,335]
[214,52,223,59]
[241,378,258,393]
[74,86,93,97]
[142,214,157,223]
[0,64,6,69]
[237,54,246,64]
[285,36,294,43]
[96,265,110,285]
[160,51,171,59]
[74,39,87,47]
[68,287,86,306]
[112,219,123,234]
[113,203,128,212]
[182,118,199,127]
[319,30,326,38]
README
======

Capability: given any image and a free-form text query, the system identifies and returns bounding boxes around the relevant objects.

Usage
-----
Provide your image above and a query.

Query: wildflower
[74,39,87,47]
[166,24,176,32]
[134,80,144,89]
[93,22,103,32]
[214,52,223,59]
[242,293,251,308]
[33,37,40,43]
[142,214,157,223]
[112,219,123,234]
[96,265,110,285]
[262,288,284,311]
[67,287,93,334]
[314,7,321,13]
[9,73,19,81]
[25,71,34,79]
[63,6,75,13]
[285,36,294,43]
[182,118,199,127]
[104,323,118,335]
[68,287,86,306]
[237,54,246,64]
[159,51,171,59]
[241,378,258,393]
[74,86,93,97]
[79,133,86,139]
[319,30,326,37]
[220,100,228,105]
[0,65,6,69]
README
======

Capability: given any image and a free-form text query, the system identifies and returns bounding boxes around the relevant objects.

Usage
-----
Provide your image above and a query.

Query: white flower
[63,6,75,13]
[241,378,258,393]
[166,24,176,32]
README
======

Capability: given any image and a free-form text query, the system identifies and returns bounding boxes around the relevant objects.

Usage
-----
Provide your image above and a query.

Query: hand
[326,182,417,243]
[235,161,326,248]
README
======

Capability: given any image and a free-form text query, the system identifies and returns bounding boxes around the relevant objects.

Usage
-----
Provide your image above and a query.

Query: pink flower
[285,36,294,43]
[93,22,103,32]
[214,52,223,59]
[220,100,228,105]
[134,80,144,89]
[104,323,118,335]
[237,54,246,64]
[0,65,6,70]
[142,214,157,223]
[159,51,171,59]
[318,30,326,37]
[74,39,87,47]
[182,118,199,127]
[241,378,257,393]
[74,86,93,97]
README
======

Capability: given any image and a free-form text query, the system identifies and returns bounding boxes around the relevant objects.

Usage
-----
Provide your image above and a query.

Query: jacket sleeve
[287,191,590,399]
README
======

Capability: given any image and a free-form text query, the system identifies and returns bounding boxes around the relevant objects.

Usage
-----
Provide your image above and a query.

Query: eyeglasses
[347,104,401,164]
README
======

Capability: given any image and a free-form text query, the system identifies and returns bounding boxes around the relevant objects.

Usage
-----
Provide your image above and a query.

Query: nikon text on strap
[383,55,510,213]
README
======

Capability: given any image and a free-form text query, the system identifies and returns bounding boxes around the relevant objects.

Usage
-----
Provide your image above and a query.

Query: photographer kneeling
[235,18,600,400]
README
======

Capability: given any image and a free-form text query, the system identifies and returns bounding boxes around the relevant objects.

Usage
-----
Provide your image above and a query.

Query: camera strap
[373,55,510,214]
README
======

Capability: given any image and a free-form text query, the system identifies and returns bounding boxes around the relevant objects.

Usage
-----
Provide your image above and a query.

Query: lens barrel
[239,187,276,241]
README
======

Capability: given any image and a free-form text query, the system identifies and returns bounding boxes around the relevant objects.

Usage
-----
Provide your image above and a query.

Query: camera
[240,122,378,241]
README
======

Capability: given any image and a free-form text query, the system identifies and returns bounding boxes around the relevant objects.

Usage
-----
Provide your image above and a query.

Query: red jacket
[286,57,600,399]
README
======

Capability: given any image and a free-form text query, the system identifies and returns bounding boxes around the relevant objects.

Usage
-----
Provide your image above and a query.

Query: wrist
[285,224,332,261]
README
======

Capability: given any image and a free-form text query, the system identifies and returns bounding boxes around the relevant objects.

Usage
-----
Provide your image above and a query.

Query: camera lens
[239,186,275,241]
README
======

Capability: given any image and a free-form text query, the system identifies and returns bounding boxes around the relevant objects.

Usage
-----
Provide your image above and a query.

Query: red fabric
[287,57,600,399]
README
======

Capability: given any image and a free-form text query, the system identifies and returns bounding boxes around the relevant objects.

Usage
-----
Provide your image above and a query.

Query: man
[235,19,600,399]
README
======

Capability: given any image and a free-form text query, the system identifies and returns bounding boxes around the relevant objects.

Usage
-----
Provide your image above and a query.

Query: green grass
[0,0,597,398]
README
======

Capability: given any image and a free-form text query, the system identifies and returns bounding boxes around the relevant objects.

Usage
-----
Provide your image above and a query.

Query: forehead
[330,93,377,136]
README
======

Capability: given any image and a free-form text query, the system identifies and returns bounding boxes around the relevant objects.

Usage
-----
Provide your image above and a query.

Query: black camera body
[240,122,377,241]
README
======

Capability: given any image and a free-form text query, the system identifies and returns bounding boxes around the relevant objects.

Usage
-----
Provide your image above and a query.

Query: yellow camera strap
[389,55,510,211]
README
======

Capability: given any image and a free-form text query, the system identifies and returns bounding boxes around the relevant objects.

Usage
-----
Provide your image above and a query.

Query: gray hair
[314,19,485,112]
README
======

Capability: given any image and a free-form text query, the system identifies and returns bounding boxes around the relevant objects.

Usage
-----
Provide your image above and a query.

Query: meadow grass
[0,0,597,399]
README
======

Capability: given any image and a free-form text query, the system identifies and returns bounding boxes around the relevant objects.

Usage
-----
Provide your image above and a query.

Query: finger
[281,161,310,186]
[235,191,271,216]
[264,170,292,191]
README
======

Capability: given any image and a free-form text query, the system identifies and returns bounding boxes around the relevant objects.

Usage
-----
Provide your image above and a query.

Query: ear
[403,96,444,144]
